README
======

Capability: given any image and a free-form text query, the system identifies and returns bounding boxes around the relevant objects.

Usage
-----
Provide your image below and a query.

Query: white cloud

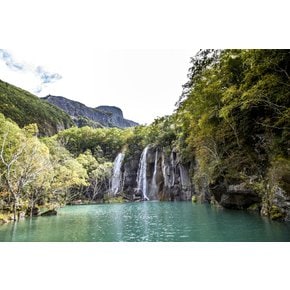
[0,49,63,94]
[0,49,24,71]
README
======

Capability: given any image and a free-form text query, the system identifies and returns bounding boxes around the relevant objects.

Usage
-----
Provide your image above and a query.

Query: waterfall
[136,146,150,201]
[170,151,177,187]
[150,150,159,199]
[179,164,190,189]
[110,152,125,196]
[179,164,192,200]
[161,151,170,188]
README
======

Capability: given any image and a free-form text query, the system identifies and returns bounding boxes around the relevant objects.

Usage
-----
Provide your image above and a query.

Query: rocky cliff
[108,144,290,221]
[43,95,139,128]
[109,145,193,201]
[193,157,290,221]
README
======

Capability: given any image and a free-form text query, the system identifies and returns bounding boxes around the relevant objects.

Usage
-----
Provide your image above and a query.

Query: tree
[175,49,290,204]
[76,150,113,200]
[42,137,88,204]
[0,116,51,220]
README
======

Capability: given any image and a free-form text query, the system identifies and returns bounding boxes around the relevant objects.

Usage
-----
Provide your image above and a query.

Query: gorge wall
[108,145,290,221]
[109,145,192,201]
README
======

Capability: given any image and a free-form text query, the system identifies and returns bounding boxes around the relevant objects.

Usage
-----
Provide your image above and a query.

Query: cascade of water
[179,164,192,200]
[179,164,190,189]
[110,152,125,196]
[150,150,159,199]
[170,151,176,187]
[161,151,170,188]
[136,146,150,200]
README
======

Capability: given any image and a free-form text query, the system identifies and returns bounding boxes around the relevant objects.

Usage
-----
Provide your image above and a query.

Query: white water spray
[136,146,150,200]
[110,152,125,196]
[150,150,159,199]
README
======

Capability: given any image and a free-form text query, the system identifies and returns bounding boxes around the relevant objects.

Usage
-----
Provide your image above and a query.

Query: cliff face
[96,106,138,128]
[110,145,193,201]
[193,156,290,222]
[109,144,290,221]
[43,95,138,128]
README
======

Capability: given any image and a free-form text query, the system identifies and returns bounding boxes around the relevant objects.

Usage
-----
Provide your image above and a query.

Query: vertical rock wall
[112,145,193,201]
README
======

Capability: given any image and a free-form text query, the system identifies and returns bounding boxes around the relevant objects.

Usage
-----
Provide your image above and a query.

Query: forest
[0,49,289,223]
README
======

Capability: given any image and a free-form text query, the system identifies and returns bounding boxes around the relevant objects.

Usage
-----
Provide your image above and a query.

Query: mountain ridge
[42,95,139,128]
[0,79,139,136]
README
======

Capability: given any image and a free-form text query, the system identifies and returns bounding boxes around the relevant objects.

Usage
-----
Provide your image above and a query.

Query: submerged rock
[41,209,57,216]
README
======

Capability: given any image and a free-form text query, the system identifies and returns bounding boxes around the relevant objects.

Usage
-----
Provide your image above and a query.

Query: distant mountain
[0,79,74,136]
[0,79,138,136]
[42,95,139,128]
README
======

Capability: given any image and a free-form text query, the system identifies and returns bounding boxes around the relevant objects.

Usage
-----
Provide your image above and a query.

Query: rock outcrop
[42,95,138,128]
[261,186,290,221]
[219,183,261,210]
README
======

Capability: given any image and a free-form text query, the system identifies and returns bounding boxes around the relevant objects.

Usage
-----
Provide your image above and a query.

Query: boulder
[269,186,290,221]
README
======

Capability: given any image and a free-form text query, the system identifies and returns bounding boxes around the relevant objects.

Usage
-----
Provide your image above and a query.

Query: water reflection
[0,202,290,242]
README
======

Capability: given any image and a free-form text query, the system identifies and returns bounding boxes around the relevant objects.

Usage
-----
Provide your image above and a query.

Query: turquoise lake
[0,202,290,242]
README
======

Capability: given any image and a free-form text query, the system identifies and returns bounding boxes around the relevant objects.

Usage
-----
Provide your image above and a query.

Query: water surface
[0,202,289,242]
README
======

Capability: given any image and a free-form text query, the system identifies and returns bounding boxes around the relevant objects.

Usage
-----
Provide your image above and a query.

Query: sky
[0,48,195,125]
[1,1,287,125]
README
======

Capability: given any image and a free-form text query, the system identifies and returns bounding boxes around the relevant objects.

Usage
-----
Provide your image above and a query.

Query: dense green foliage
[0,114,114,222]
[0,79,74,136]
[74,116,104,129]
[0,114,87,221]
[55,126,133,160]
[174,49,290,206]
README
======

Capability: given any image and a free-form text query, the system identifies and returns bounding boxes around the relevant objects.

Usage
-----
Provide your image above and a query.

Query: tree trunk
[30,200,35,217]
[13,201,17,221]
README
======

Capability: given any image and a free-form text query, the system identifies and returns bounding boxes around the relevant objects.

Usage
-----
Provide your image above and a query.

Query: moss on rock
[269,205,286,221]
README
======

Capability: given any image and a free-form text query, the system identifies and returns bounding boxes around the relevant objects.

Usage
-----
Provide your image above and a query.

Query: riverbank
[0,196,128,225]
